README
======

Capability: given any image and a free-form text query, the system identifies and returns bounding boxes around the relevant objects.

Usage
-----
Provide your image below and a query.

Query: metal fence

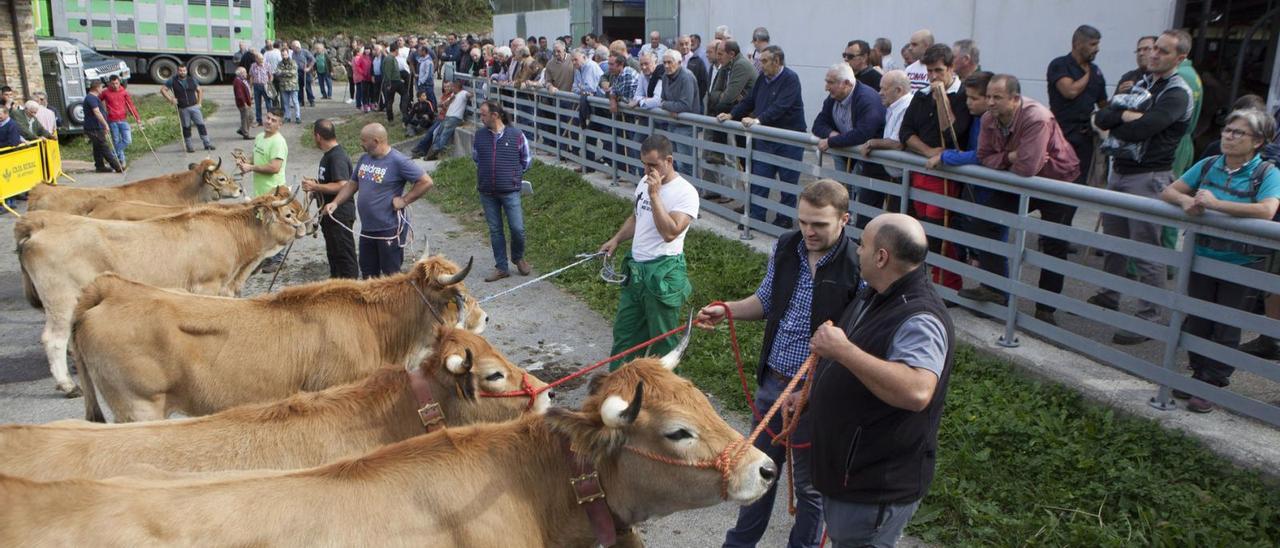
[452,74,1280,427]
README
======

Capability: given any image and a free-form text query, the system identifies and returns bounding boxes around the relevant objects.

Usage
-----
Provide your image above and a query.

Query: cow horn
[214,156,223,171]
[445,347,473,375]
[289,184,301,201]
[453,294,468,329]
[659,309,696,370]
[436,257,474,286]
[601,382,644,428]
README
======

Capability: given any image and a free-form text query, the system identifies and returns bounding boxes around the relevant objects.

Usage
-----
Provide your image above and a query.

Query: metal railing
[453,74,1280,427]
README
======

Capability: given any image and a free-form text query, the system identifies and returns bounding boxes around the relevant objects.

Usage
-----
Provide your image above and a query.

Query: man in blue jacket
[813,62,886,201]
[717,45,806,229]
[473,100,533,282]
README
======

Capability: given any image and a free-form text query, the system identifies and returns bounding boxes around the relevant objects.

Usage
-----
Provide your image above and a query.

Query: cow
[26,158,243,215]
[0,333,778,547]
[15,186,312,397]
[0,327,550,482]
[73,252,488,422]
[80,199,240,221]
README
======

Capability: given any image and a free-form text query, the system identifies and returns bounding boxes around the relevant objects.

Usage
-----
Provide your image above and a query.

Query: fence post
[999,193,1032,348]
[610,111,620,186]
[1151,230,1198,411]
[578,97,587,165]
[740,132,754,241]
[554,96,563,162]
[899,168,912,213]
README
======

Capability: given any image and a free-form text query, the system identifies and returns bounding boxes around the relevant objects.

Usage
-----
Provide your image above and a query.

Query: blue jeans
[823,498,921,548]
[299,69,315,105]
[426,116,462,154]
[724,373,823,548]
[479,191,526,273]
[282,90,300,122]
[749,140,803,226]
[253,83,270,123]
[108,121,131,165]
[317,72,333,98]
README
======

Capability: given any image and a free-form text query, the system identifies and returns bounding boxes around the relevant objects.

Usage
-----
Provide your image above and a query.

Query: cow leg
[39,304,79,396]
[111,397,168,423]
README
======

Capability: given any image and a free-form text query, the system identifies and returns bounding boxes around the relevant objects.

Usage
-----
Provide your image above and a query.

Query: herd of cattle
[2,162,777,545]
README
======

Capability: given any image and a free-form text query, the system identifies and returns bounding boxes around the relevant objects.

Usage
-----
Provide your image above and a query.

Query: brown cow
[26,158,243,215]
[73,253,488,422]
[0,339,777,546]
[0,327,549,481]
[16,186,311,396]
[80,199,240,221]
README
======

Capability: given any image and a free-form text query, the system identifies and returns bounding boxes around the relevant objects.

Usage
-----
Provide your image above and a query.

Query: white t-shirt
[631,175,699,262]
[882,93,914,178]
[905,60,929,92]
[445,89,470,119]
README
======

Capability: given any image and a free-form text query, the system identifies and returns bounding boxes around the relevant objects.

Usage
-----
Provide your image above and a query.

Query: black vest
[808,266,955,504]
[757,229,861,383]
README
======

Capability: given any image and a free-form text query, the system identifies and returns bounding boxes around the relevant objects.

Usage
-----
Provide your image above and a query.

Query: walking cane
[133,113,164,169]
[931,82,962,266]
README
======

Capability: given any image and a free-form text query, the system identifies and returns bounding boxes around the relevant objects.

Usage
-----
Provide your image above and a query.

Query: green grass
[59,94,217,163]
[426,157,1280,546]
[298,110,410,158]
[277,13,490,45]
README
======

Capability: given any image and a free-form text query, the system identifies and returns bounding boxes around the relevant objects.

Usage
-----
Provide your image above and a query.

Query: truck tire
[149,57,180,83]
[189,57,220,85]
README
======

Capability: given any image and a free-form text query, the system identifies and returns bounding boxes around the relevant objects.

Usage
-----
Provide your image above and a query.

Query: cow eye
[664,428,694,441]
[485,372,504,382]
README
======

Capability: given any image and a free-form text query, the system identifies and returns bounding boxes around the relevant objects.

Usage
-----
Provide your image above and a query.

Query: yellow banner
[0,141,46,200]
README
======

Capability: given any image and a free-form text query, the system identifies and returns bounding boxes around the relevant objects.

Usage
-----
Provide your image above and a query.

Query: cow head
[411,253,488,334]
[188,158,244,201]
[253,185,315,242]
[547,327,776,522]
[420,326,552,423]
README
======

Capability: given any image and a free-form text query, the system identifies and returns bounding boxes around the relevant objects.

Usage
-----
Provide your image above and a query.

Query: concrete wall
[494,8,571,46]
[679,0,1176,124]
[0,0,44,97]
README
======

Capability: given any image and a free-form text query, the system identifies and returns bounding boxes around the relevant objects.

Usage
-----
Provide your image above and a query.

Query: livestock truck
[32,0,277,84]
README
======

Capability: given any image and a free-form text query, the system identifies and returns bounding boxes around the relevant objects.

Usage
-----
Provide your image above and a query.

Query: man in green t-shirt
[235,108,290,272]
[237,109,289,197]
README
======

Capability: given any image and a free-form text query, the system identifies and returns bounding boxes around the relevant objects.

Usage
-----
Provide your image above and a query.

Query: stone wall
[0,0,44,97]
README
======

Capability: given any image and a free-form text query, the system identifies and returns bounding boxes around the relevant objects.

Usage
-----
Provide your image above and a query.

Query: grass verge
[427,157,1280,546]
[298,110,410,159]
[59,94,217,163]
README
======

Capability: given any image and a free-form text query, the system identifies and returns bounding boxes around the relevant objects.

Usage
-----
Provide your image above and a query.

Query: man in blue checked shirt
[696,179,863,548]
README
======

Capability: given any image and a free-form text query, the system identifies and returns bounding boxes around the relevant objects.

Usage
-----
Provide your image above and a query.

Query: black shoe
[773,218,793,229]
[185,145,195,153]
[1112,330,1150,345]
[1171,388,1192,400]
[958,286,1008,306]
[1087,293,1119,311]
[1186,396,1215,413]
[94,167,114,173]
[205,144,216,151]
[1238,335,1280,359]
[1034,309,1058,326]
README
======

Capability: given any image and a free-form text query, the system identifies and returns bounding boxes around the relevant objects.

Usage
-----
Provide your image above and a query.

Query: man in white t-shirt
[417,79,470,160]
[903,29,934,91]
[600,134,700,369]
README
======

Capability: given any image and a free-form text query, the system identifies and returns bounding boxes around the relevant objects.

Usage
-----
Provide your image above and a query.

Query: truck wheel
[149,57,180,83]
[189,57,220,85]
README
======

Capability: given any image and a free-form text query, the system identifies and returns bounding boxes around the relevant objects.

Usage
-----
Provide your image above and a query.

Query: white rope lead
[324,209,415,248]
[478,252,614,304]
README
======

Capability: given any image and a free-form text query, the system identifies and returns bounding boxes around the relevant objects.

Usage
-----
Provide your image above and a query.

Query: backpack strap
[1195,155,1219,190]
[1250,161,1276,201]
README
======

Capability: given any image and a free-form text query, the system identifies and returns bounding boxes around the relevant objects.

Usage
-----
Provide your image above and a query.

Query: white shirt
[631,175,699,261]
[640,43,669,61]
[264,49,282,71]
[445,89,470,119]
[882,56,903,73]
[905,60,928,92]
[34,107,57,135]
[882,93,914,177]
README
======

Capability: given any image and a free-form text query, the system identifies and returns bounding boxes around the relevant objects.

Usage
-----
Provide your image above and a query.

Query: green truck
[32,0,277,85]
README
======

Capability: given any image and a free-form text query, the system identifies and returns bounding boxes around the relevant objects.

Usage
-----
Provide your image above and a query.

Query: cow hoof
[61,386,82,399]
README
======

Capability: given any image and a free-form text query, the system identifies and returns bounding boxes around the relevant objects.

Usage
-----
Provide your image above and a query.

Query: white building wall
[494,9,572,46]
[681,0,1177,125]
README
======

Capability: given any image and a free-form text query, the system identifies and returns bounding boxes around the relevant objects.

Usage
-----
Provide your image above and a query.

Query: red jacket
[977,97,1081,182]
[98,86,137,122]
[353,55,372,83]
[233,76,252,108]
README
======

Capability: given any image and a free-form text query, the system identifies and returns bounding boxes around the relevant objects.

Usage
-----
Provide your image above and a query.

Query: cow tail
[14,219,42,309]
[73,279,109,423]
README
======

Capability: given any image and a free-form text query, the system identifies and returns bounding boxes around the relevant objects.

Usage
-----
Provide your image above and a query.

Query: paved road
[0,82,895,547]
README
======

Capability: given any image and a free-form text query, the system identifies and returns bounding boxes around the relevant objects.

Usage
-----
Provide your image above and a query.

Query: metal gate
[644,0,679,43]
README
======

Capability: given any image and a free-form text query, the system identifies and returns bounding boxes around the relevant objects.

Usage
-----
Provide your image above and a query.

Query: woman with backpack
[1160,108,1280,413]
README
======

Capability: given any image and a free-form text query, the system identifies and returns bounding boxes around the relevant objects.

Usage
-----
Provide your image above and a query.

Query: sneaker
[516,260,532,276]
[1238,335,1280,359]
[346,99,355,104]
[1087,293,1119,311]
[958,286,1008,306]
[1112,330,1150,345]
[1186,396,1215,413]
[483,269,510,283]
[1034,309,1058,326]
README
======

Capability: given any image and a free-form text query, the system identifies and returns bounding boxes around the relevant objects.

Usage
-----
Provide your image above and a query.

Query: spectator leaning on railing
[1089,29,1194,346]
[857,69,914,228]
[812,61,885,197]
[1159,108,1280,414]
[976,74,1081,326]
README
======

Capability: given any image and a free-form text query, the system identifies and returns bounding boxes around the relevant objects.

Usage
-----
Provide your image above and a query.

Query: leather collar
[561,436,623,547]
[407,365,446,432]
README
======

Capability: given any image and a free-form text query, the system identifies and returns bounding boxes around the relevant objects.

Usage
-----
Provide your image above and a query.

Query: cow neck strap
[406,365,445,433]
[408,279,446,325]
[560,436,620,547]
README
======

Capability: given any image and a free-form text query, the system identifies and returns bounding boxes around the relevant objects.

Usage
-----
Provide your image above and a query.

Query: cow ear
[547,407,628,461]
[445,347,472,375]
[452,349,477,401]
[188,162,197,171]
[600,382,643,428]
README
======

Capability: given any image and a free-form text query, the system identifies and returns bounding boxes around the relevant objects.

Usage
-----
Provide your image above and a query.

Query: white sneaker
[345,99,355,104]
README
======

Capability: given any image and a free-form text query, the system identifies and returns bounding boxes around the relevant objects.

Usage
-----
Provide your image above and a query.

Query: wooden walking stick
[931,81,962,266]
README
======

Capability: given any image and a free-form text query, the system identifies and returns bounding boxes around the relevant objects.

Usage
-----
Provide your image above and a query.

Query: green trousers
[609,254,692,370]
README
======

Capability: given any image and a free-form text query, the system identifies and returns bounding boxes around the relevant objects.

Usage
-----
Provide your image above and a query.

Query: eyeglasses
[1221,127,1257,139]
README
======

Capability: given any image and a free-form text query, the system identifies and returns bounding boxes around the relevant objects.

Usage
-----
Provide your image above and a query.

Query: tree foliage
[272,0,491,28]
